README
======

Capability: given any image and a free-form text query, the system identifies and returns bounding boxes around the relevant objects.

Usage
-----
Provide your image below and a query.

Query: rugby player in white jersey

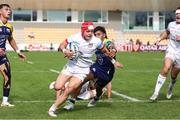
[48,22,115,117]
[150,7,180,101]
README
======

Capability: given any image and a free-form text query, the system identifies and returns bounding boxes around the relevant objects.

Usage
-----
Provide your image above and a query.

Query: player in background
[150,7,180,101]
[48,22,115,117]
[0,4,26,107]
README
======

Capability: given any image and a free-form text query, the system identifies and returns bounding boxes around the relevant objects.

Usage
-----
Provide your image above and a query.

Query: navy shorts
[0,55,9,65]
[90,63,114,87]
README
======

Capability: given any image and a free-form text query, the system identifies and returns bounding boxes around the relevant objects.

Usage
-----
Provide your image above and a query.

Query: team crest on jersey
[6,28,10,33]
[97,54,103,65]
[88,43,93,48]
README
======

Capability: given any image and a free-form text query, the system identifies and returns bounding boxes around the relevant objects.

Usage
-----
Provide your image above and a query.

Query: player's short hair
[0,4,10,9]
[94,26,108,39]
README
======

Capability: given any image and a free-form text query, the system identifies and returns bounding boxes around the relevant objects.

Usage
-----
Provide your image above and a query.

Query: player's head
[81,22,94,40]
[175,7,180,24]
[0,4,11,20]
[94,26,108,41]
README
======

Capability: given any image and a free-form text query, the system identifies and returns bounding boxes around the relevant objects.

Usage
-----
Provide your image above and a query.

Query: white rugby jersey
[167,21,180,53]
[67,32,103,67]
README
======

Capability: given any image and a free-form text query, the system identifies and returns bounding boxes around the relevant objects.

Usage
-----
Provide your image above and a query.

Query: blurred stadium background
[1,0,180,51]
[0,0,180,119]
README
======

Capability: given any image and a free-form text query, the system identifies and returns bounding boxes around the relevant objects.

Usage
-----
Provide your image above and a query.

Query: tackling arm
[100,45,116,58]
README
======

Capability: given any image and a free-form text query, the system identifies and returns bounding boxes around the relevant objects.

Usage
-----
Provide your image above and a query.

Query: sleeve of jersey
[10,25,13,33]
[104,39,113,48]
[166,22,171,32]
[8,24,14,39]
[66,35,74,44]
[7,23,13,37]
[97,39,103,49]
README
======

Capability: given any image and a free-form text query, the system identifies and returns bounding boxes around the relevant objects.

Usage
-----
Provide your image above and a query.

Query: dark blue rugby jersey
[95,50,114,72]
[90,39,116,81]
[0,21,13,50]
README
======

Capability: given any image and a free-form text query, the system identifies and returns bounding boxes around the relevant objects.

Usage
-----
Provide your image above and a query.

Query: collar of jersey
[0,19,7,26]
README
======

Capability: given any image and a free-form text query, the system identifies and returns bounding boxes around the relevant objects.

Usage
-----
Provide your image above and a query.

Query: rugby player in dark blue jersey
[87,26,123,107]
[0,4,26,107]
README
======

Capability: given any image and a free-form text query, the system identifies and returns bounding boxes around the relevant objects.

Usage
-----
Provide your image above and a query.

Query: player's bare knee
[161,68,170,76]
[64,86,75,95]
[54,84,64,91]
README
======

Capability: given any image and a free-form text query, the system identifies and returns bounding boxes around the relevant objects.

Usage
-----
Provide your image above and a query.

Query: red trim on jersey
[65,38,68,44]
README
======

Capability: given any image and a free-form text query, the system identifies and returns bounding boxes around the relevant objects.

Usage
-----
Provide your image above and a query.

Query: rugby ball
[66,42,79,59]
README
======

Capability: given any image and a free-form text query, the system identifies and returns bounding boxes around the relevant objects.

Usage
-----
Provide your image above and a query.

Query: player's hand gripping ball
[66,42,79,60]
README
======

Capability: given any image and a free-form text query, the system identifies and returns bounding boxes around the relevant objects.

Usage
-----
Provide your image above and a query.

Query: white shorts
[165,51,180,68]
[61,63,90,82]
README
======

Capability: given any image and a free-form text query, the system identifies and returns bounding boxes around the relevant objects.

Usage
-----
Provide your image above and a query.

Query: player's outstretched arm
[114,60,123,69]
[8,37,26,60]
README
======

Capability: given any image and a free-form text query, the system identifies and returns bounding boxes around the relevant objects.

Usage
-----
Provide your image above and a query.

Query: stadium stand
[23,27,119,44]
[124,32,168,45]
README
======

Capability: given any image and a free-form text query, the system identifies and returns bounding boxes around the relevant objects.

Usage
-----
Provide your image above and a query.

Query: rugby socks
[68,98,76,104]
[2,88,10,103]
[168,77,176,91]
[3,88,10,97]
[49,104,57,112]
[2,96,8,103]
[154,74,166,95]
[95,85,103,100]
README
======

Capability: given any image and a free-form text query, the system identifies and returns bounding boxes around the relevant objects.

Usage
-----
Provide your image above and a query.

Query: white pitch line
[11,70,50,73]
[121,70,159,73]
[112,90,140,102]
[12,99,180,103]
[49,69,60,74]
[27,60,34,64]
[14,100,53,103]
[50,68,140,102]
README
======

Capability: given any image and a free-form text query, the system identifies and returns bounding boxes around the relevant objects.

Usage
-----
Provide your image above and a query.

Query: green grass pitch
[0,51,179,119]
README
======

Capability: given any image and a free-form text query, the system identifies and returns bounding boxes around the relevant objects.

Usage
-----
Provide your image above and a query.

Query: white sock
[78,90,91,100]
[49,104,57,112]
[154,74,166,95]
[2,96,8,103]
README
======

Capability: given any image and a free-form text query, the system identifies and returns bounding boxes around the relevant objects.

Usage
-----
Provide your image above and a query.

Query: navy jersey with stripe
[90,39,115,81]
[0,21,13,50]
[0,21,13,64]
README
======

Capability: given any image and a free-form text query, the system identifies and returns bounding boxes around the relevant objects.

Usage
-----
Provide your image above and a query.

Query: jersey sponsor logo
[0,28,2,32]
[88,43,93,48]
[2,57,7,61]
[107,70,110,74]
[92,67,96,72]
[97,54,103,65]
[6,28,10,33]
